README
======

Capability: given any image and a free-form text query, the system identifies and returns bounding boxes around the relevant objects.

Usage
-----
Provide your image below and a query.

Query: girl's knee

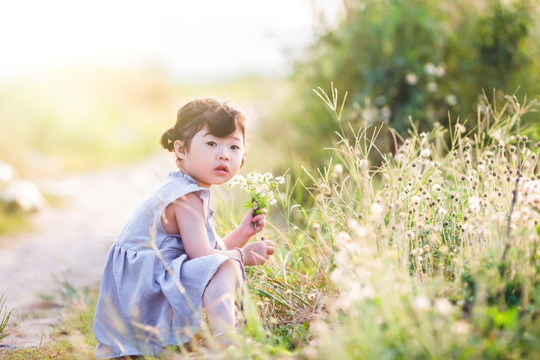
[204,260,243,305]
[218,259,243,283]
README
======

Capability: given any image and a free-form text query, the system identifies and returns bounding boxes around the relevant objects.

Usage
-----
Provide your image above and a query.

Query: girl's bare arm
[166,194,273,265]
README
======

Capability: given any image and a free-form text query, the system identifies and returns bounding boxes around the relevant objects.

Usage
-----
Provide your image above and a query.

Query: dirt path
[0,153,174,348]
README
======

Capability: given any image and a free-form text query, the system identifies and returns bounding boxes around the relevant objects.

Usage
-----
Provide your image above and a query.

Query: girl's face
[174,127,244,188]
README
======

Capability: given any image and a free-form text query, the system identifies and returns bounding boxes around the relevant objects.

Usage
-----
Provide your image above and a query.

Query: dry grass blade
[0,292,13,342]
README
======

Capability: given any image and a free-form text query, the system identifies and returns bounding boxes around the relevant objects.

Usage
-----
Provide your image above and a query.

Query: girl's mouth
[215,165,229,174]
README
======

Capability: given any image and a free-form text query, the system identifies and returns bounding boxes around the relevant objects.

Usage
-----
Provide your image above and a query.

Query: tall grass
[261,88,539,359]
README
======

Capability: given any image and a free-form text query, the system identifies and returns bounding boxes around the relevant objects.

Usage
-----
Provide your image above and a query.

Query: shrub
[288,0,540,168]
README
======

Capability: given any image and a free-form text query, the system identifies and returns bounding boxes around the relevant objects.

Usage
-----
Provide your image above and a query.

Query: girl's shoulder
[149,171,211,211]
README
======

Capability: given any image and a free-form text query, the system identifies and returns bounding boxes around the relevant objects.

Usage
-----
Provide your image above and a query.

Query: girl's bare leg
[203,260,243,345]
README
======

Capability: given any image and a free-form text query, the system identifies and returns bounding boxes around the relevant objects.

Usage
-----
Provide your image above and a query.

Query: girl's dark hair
[160,97,247,164]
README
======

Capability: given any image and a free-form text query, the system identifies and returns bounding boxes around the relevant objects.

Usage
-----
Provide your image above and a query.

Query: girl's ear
[173,140,187,160]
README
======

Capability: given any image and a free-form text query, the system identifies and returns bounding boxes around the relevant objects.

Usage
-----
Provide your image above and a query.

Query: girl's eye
[207,142,217,147]
[231,145,241,150]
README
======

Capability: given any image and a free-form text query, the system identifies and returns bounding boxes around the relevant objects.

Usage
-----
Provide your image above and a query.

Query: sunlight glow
[0,0,342,81]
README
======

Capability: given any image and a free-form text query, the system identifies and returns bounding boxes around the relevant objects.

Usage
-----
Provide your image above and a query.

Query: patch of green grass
[0,293,13,343]
[0,202,34,236]
[2,281,98,360]
[1,340,85,360]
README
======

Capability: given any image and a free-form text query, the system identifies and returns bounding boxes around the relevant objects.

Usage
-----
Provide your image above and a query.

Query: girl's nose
[218,149,230,160]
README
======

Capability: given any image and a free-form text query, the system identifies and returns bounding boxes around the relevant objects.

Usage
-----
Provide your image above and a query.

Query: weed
[0,292,13,342]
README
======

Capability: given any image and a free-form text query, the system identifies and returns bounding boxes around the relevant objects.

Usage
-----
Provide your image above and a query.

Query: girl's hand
[239,207,267,237]
[243,239,275,266]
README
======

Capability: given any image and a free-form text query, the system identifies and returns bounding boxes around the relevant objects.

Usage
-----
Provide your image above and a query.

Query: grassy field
[1,83,539,359]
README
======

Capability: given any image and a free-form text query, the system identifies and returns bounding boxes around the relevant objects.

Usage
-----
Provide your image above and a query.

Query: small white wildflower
[427,82,438,93]
[523,179,540,196]
[518,207,532,222]
[421,148,431,158]
[493,212,505,225]
[370,202,384,217]
[455,123,466,134]
[527,193,540,211]
[411,195,421,206]
[451,319,471,335]
[424,62,437,75]
[434,65,445,77]
[491,129,503,142]
[358,158,369,169]
[463,223,474,234]
[406,73,418,85]
[438,206,447,216]
[348,219,368,239]
[333,164,344,177]
[435,298,453,315]
[412,295,431,312]
[336,231,351,245]
[446,94,458,106]
[431,184,441,192]
[467,196,481,213]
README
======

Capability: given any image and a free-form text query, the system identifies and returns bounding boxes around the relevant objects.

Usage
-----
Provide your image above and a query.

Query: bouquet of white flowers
[229,172,285,229]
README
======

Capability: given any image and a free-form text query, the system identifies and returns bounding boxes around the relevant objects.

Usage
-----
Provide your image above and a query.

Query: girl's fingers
[264,240,275,255]
[252,215,265,223]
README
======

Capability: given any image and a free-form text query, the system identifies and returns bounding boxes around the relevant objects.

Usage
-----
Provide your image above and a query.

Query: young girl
[93,97,275,358]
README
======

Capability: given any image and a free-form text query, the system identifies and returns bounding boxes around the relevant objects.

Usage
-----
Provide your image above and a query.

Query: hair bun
[160,128,176,151]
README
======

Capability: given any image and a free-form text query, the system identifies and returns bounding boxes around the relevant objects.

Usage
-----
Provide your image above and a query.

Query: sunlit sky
[0,0,342,82]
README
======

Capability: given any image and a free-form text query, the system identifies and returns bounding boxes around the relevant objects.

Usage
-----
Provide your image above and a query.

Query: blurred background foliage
[276,0,540,170]
[1,0,539,206]
[0,66,289,178]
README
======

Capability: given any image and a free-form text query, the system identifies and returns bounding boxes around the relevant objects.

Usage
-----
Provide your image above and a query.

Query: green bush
[288,0,540,168]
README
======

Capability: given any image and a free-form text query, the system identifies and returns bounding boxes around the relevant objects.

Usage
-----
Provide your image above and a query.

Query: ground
[0,153,173,349]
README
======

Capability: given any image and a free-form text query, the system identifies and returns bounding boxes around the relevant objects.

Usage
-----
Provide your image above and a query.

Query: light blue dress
[93,172,241,358]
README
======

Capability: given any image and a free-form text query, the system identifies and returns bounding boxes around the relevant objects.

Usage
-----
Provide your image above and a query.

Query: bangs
[172,97,247,151]
[204,107,245,140]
